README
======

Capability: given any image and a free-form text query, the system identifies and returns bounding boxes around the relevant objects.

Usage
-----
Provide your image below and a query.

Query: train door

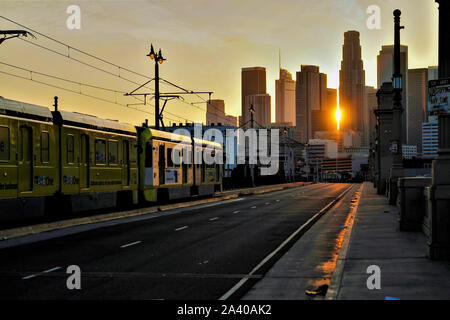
[158,144,165,185]
[182,148,188,184]
[80,134,90,189]
[18,126,32,192]
[123,140,130,186]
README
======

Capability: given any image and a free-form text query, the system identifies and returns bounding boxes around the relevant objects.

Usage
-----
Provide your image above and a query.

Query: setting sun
[335,107,342,131]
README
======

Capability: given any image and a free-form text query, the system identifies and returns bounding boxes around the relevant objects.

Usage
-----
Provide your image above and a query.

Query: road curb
[0,182,313,243]
[325,183,364,300]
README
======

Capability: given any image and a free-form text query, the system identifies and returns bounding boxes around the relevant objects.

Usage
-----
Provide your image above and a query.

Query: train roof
[146,128,192,144]
[59,110,137,136]
[0,97,53,122]
[145,128,222,149]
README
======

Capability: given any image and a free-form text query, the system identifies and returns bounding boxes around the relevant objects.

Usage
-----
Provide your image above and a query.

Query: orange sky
[0,0,439,126]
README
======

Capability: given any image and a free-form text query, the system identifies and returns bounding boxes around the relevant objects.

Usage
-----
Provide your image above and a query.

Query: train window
[67,135,75,164]
[145,142,153,167]
[41,132,50,163]
[167,148,174,167]
[0,126,9,161]
[108,140,119,165]
[95,139,106,164]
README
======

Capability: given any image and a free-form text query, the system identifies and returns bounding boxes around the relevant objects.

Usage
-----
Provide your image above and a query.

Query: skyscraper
[364,86,378,147]
[275,68,296,126]
[245,94,271,127]
[377,45,408,144]
[241,67,267,126]
[407,68,428,153]
[205,99,238,127]
[339,31,366,137]
[206,99,225,125]
[295,65,327,142]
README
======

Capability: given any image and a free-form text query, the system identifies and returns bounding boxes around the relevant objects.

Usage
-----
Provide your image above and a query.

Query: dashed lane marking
[209,217,219,221]
[175,226,189,232]
[120,241,142,249]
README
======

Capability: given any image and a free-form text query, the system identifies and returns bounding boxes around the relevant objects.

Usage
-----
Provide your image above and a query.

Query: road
[0,183,354,300]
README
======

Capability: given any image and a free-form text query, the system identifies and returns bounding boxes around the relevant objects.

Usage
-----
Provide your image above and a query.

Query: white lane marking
[265,202,270,205]
[120,240,142,248]
[43,266,61,273]
[250,206,257,209]
[276,199,280,202]
[209,217,219,221]
[175,226,189,232]
[219,185,354,301]
[233,211,240,214]
[22,274,36,280]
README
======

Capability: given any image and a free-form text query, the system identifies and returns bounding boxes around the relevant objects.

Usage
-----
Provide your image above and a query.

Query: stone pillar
[374,82,394,195]
[426,0,450,260]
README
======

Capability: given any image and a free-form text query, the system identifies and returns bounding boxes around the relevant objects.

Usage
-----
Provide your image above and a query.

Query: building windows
[41,132,50,163]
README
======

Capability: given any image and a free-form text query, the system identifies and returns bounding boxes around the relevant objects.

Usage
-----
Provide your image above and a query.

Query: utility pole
[147,44,165,130]
[388,9,405,204]
[249,105,255,187]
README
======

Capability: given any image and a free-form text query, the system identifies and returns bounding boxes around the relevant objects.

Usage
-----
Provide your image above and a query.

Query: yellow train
[0,97,222,222]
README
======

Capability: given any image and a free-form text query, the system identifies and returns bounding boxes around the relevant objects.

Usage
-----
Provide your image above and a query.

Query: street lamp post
[249,105,255,187]
[388,9,405,205]
[147,44,166,130]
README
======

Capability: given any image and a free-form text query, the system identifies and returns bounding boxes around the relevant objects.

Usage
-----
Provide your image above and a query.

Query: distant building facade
[206,99,238,127]
[241,67,267,127]
[339,31,366,138]
[295,65,328,143]
[422,119,439,159]
[402,145,418,159]
[244,94,271,127]
[275,68,296,126]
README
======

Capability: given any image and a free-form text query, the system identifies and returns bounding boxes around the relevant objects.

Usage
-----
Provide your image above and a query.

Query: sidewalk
[328,182,450,300]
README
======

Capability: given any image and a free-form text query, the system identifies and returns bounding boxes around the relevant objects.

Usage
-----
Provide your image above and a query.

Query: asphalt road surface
[0,183,352,300]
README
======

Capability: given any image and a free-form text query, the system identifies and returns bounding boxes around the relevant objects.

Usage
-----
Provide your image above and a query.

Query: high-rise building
[275,68,296,126]
[241,67,267,127]
[364,86,378,147]
[206,99,237,127]
[407,68,428,153]
[295,65,328,142]
[206,99,225,125]
[422,119,439,158]
[339,31,366,136]
[377,45,408,144]
[244,94,271,127]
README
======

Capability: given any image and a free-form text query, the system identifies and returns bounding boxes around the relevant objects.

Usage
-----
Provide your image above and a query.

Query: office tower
[407,68,428,153]
[275,68,296,126]
[364,86,378,147]
[295,65,328,142]
[206,99,225,125]
[244,94,271,127]
[339,31,366,136]
[241,67,267,127]
[422,120,439,158]
[377,45,408,144]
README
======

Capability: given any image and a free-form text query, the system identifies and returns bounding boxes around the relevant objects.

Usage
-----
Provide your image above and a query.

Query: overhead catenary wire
[0,15,217,125]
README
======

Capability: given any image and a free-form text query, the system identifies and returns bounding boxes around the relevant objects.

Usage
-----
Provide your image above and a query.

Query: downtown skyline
[0,0,439,126]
